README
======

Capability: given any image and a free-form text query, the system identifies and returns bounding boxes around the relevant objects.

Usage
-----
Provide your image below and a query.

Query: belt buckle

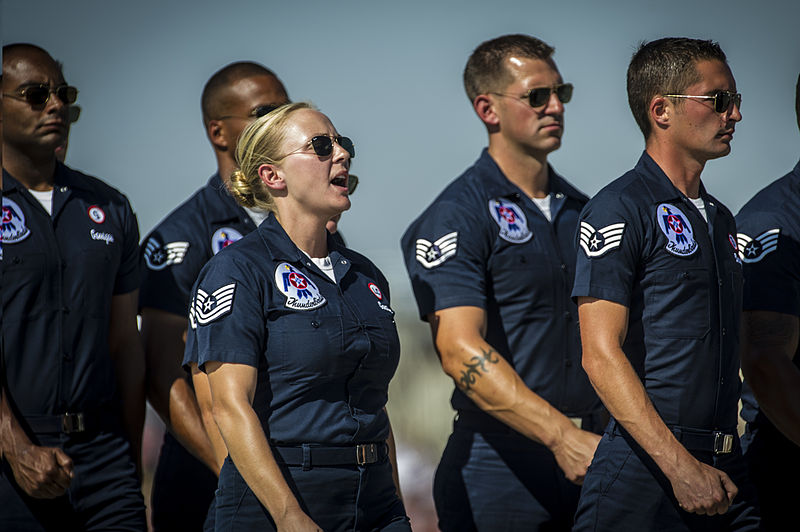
[713,431,733,454]
[62,413,85,434]
[356,444,377,466]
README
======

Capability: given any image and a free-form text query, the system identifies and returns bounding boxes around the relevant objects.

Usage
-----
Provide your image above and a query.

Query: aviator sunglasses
[663,90,742,113]
[492,83,573,108]
[282,134,355,159]
[3,84,78,106]
[216,103,282,121]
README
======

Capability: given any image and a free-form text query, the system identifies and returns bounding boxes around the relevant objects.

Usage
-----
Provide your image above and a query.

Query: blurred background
[4,0,799,529]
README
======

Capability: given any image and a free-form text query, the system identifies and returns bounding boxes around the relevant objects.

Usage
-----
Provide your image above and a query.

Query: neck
[2,145,57,191]
[217,155,237,187]
[274,209,329,258]
[645,137,704,199]
[487,137,550,198]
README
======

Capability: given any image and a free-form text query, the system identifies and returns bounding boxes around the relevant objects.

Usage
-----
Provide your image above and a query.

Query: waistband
[455,409,607,436]
[24,407,118,435]
[609,419,737,455]
[272,442,388,470]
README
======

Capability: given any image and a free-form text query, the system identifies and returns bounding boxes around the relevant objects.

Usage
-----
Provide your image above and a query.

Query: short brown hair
[463,34,555,103]
[627,37,728,138]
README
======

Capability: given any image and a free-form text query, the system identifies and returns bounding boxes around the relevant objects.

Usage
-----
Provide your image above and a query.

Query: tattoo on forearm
[458,347,500,393]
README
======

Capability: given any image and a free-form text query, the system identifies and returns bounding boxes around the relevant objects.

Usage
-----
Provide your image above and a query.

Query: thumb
[719,472,738,503]
[53,448,74,477]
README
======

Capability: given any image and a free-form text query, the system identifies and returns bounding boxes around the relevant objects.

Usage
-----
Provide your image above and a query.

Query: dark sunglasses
[283,134,355,159]
[664,90,742,113]
[492,83,573,108]
[347,174,359,195]
[217,103,282,121]
[3,84,78,106]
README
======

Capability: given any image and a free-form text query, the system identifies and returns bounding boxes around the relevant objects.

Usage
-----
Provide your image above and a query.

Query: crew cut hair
[201,61,279,125]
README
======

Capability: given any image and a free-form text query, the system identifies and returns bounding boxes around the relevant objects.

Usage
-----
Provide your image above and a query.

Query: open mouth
[331,176,348,188]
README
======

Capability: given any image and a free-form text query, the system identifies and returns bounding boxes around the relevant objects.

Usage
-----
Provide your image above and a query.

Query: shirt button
[560,264,567,271]
[563,312,571,321]
[340,259,347,265]
[59,186,68,193]
[311,320,319,328]
[718,279,723,286]
[721,328,726,336]
[306,261,313,267]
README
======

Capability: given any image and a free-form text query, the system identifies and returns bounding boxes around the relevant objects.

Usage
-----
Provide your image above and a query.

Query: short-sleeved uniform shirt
[139,174,258,317]
[736,161,800,423]
[401,149,599,417]
[187,213,399,444]
[1,164,140,415]
[572,152,743,430]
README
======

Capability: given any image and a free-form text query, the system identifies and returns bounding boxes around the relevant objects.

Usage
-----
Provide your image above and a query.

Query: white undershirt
[29,189,54,215]
[243,206,269,227]
[301,250,336,282]
[532,195,552,222]
[689,197,708,222]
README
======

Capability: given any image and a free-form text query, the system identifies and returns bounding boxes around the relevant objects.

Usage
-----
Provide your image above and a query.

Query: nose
[332,137,351,165]
[727,101,742,123]
[542,90,564,115]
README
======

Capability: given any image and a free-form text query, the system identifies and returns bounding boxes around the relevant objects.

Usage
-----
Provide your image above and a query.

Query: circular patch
[1,197,31,244]
[88,205,106,224]
[211,227,244,255]
[368,282,383,299]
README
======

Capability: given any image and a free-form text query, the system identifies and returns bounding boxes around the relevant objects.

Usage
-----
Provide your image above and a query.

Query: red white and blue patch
[415,231,458,269]
[579,221,625,257]
[87,205,106,224]
[488,199,532,244]
[193,283,237,325]
[368,282,383,299]
[144,237,190,270]
[1,198,31,244]
[274,262,326,310]
[212,227,244,255]
[737,229,779,263]
[656,204,697,256]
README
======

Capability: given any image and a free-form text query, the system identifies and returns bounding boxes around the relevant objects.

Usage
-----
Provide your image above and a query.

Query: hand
[275,506,324,532]
[550,426,602,484]
[6,442,74,498]
[670,458,737,515]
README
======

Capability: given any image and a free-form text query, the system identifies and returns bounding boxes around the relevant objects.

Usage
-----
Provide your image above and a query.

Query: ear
[207,120,229,151]
[474,94,500,128]
[650,95,671,129]
[258,163,286,192]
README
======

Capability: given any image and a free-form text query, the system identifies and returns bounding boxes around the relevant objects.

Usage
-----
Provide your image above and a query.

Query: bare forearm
[163,378,220,473]
[192,367,228,472]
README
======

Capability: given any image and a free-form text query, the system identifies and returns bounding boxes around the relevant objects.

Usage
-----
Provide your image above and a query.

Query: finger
[53,448,74,476]
[719,472,738,504]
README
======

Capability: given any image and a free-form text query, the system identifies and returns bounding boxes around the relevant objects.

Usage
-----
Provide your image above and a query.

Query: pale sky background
[4,0,799,310]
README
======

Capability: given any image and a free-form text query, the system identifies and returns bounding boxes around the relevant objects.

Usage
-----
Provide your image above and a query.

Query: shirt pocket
[270,313,347,387]
[647,268,711,338]
[2,252,48,320]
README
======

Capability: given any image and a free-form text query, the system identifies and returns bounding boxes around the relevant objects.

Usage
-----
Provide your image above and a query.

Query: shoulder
[582,169,645,218]
[63,165,132,208]
[737,171,797,228]
[146,184,211,238]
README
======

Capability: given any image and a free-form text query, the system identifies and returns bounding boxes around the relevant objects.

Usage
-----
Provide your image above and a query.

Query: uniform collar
[2,162,87,193]
[205,172,252,224]
[634,151,713,204]
[474,148,584,201]
[257,211,346,265]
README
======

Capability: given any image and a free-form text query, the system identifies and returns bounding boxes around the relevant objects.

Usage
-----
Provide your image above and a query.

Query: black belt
[25,409,115,435]
[610,420,736,455]
[273,443,387,470]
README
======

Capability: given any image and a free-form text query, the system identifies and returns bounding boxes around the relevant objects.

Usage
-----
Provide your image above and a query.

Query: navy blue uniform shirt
[572,152,743,431]
[401,148,599,417]
[140,173,257,316]
[736,160,800,423]
[1,164,140,415]
[188,213,399,445]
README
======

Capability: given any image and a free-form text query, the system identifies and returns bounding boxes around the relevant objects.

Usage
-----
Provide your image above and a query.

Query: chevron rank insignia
[193,283,236,325]
[737,229,780,263]
[415,231,458,269]
[579,221,626,257]
[144,238,190,270]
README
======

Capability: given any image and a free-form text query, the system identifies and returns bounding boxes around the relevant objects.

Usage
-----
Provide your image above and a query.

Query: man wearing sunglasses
[402,34,604,531]
[736,73,800,531]
[572,38,759,530]
[0,44,147,530]
[138,61,291,531]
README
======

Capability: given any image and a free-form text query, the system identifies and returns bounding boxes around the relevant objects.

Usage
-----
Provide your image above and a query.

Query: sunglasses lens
[557,84,573,104]
[528,88,551,108]
[57,86,78,104]
[715,92,730,113]
[339,137,355,158]
[348,174,359,195]
[253,104,279,118]
[24,86,51,105]
[310,136,334,157]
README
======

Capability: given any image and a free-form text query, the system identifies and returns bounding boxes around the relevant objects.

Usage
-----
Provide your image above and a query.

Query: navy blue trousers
[434,421,582,531]
[150,431,217,532]
[0,429,146,531]
[214,454,409,531]
[573,429,761,531]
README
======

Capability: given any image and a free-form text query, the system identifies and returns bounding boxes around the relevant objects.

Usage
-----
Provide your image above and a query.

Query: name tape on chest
[274,262,326,310]
[212,227,244,255]
[415,231,457,269]
[1,198,31,244]
[144,237,190,270]
[488,198,532,244]
[90,229,115,245]
[193,283,237,325]
[737,229,779,263]
[656,204,697,257]
[579,221,626,257]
